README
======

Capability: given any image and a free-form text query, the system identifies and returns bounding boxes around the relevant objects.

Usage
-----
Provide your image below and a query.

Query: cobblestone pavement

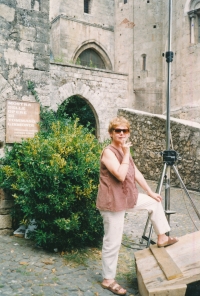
[0,181,200,296]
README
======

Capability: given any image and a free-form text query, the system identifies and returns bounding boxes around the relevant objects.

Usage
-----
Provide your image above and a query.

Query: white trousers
[100,193,170,279]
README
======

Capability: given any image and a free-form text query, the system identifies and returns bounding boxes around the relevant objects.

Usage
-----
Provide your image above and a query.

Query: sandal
[157,236,178,248]
[101,281,127,295]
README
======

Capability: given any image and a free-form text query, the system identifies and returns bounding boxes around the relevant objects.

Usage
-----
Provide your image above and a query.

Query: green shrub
[0,119,105,251]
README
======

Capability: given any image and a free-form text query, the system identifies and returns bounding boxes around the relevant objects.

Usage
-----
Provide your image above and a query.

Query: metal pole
[166,0,173,150]
[165,0,174,229]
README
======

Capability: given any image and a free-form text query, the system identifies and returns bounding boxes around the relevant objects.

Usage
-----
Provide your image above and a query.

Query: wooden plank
[136,266,149,296]
[150,244,183,280]
[134,231,200,294]
[148,284,187,296]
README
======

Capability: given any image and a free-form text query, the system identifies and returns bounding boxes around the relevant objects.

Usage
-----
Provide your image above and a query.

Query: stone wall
[118,108,200,191]
[50,62,128,140]
[114,0,134,107]
[0,0,50,232]
[132,0,164,114]
[0,190,13,235]
[0,0,50,147]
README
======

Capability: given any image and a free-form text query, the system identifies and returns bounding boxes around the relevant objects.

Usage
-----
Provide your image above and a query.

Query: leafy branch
[27,80,57,132]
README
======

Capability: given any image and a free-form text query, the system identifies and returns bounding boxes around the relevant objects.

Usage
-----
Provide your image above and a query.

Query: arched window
[76,49,106,69]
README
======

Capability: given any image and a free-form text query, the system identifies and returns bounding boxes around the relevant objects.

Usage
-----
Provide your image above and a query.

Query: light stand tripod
[140,0,200,247]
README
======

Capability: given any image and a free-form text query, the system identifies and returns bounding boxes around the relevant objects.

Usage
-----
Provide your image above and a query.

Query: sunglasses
[113,129,129,134]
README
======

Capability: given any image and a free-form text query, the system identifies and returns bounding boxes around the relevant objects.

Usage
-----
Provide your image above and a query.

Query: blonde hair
[108,116,130,133]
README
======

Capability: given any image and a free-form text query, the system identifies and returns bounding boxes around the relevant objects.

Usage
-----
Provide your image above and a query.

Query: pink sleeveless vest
[96,145,138,212]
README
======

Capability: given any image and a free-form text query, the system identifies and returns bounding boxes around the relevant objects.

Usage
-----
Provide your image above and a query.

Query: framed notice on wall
[6,100,40,143]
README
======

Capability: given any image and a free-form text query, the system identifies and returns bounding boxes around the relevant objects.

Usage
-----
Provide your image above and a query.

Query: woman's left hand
[148,191,162,202]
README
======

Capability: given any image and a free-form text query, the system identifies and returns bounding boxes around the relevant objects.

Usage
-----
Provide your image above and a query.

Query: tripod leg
[156,163,167,195]
[140,163,167,246]
[147,224,153,247]
[140,219,157,246]
[165,165,171,235]
[140,215,150,244]
[172,165,200,220]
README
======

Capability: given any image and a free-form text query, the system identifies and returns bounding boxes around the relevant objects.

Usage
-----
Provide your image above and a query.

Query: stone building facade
[1,0,200,143]
[49,0,200,128]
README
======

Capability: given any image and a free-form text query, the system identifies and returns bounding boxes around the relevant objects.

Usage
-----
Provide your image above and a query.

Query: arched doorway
[57,95,98,136]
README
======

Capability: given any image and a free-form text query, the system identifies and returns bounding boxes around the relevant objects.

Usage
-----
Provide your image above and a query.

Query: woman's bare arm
[134,164,162,202]
[102,147,130,182]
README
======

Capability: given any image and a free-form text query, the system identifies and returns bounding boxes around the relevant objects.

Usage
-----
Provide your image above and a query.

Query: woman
[96,116,178,296]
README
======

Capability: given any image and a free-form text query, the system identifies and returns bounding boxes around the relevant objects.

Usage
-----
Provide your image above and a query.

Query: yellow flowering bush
[0,119,105,251]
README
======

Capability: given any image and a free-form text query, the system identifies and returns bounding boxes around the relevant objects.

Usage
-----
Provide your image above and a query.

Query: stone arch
[62,94,100,138]
[72,41,113,70]
[185,0,200,13]
[50,64,129,140]
[190,0,200,9]
[52,82,101,138]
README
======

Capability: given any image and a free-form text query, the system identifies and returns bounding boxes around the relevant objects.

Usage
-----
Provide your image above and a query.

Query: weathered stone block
[0,189,8,200]
[0,214,12,229]
[0,4,15,22]
[32,0,40,11]
[0,18,12,34]
[0,74,9,92]
[36,27,50,43]
[0,229,13,235]
[40,0,49,14]
[0,189,13,214]
[0,0,16,6]
[18,25,36,41]
[35,56,49,71]
[0,198,13,209]
[23,69,50,84]
[16,9,49,29]
[38,95,50,107]
[18,40,34,53]
[16,0,31,10]
[21,95,35,102]
[18,40,49,56]
[0,75,17,103]
[4,48,34,68]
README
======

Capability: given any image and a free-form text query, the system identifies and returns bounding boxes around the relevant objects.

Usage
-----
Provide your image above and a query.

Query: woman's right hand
[121,140,132,155]
[102,146,131,182]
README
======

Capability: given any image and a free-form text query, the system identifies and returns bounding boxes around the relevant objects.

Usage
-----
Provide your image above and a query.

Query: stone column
[189,12,196,44]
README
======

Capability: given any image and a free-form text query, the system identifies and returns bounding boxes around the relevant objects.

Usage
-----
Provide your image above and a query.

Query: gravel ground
[0,180,199,296]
